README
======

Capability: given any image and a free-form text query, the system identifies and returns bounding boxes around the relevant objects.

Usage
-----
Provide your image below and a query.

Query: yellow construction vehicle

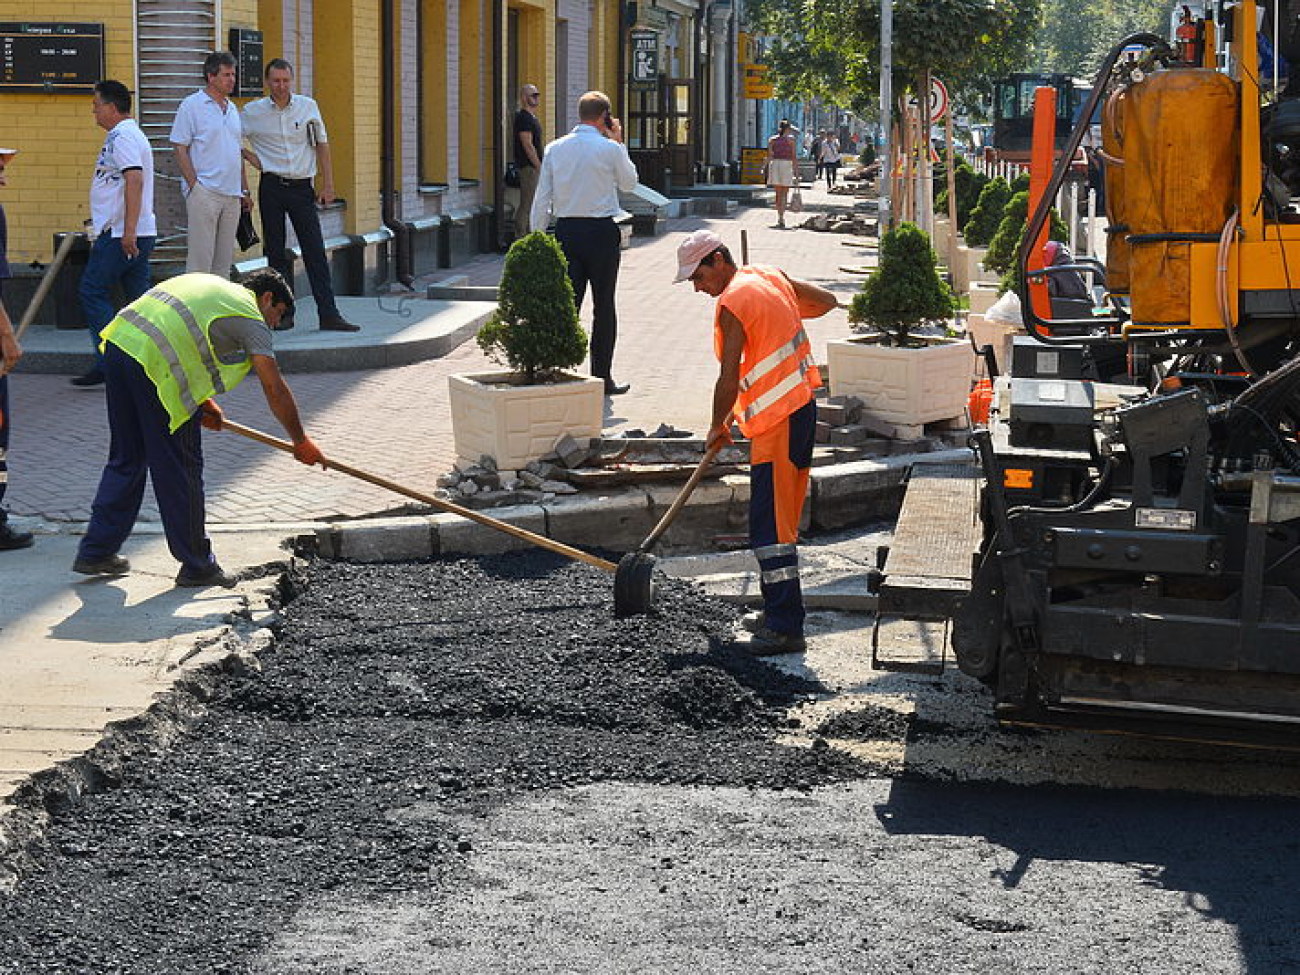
[880,0,1300,744]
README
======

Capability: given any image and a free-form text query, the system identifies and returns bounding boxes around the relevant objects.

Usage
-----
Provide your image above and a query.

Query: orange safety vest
[714,266,822,439]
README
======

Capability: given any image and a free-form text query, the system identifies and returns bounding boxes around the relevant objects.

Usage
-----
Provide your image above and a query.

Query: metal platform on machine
[872,459,982,673]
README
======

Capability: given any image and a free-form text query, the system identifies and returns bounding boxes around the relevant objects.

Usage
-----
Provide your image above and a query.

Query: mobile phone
[604,112,613,129]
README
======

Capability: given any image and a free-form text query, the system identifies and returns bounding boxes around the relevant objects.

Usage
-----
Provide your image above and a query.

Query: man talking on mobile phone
[529,90,640,396]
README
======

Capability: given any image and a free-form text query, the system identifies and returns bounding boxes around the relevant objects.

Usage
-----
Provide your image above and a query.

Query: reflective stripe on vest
[103,274,259,432]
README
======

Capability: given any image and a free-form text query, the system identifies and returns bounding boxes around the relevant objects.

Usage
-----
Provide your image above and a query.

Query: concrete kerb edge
[311,449,972,562]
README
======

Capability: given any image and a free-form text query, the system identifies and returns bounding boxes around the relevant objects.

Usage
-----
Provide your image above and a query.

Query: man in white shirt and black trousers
[241,58,356,332]
[530,90,639,395]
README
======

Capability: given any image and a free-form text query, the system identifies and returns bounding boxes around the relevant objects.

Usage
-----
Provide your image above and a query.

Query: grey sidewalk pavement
[6,181,876,527]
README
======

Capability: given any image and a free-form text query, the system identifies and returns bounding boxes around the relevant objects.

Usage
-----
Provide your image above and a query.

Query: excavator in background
[877,0,1300,745]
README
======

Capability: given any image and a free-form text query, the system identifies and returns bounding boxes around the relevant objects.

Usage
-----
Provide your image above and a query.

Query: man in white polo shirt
[241,58,356,332]
[170,51,248,276]
[73,79,157,388]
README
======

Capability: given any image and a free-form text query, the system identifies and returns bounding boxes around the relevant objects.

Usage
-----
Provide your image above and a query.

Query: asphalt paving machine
[931,0,1300,741]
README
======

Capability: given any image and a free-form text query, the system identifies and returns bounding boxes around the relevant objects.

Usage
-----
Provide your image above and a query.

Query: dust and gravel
[0,554,890,973]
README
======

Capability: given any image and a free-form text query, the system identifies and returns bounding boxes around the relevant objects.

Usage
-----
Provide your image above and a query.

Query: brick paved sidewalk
[8,181,880,525]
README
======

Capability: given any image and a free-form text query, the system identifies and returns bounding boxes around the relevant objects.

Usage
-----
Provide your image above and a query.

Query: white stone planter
[827,334,974,437]
[448,370,604,470]
[968,283,1001,316]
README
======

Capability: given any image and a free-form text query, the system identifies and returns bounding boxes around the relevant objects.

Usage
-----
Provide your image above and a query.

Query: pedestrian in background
[170,51,248,276]
[74,79,157,388]
[819,132,841,188]
[530,90,639,396]
[765,119,797,228]
[810,130,825,183]
[73,270,324,589]
[673,228,837,653]
[0,147,32,551]
[512,83,544,237]
[242,58,357,332]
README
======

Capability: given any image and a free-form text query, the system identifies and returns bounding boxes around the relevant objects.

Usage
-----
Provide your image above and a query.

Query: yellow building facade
[1,0,628,296]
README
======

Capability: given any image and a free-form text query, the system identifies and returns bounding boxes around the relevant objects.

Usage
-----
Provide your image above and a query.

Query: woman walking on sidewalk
[765,120,797,228]
[819,132,841,189]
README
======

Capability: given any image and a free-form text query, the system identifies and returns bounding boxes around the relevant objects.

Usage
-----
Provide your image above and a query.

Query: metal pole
[878,0,892,232]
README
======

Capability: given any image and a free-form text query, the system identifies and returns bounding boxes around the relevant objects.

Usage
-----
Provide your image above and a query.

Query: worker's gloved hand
[293,437,327,469]
[705,424,734,453]
[198,400,224,431]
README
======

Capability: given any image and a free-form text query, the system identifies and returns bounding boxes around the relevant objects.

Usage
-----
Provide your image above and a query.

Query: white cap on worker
[673,229,725,284]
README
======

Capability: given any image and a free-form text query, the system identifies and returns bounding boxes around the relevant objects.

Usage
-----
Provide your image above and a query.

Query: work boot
[320,317,360,332]
[70,369,105,388]
[743,625,807,656]
[0,522,34,550]
[175,562,237,589]
[72,553,130,576]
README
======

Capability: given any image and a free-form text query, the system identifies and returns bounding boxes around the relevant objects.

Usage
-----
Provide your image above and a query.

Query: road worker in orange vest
[674,228,838,654]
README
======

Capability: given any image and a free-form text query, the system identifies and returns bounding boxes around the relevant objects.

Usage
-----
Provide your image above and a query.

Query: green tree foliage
[848,222,956,346]
[984,190,1067,275]
[476,232,587,384]
[1030,0,1173,78]
[1009,171,1030,195]
[935,159,990,229]
[963,176,1012,246]
[749,0,1043,118]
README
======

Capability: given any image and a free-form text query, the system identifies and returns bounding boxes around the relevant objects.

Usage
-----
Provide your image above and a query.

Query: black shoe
[70,369,105,387]
[0,522,34,550]
[604,379,630,395]
[72,553,130,576]
[175,563,237,589]
[320,317,360,332]
[743,625,807,655]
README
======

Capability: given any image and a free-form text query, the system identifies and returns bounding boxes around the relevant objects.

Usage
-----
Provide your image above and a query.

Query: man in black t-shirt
[513,84,544,236]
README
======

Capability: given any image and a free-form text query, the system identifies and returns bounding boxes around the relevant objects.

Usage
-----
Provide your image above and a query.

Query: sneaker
[744,625,807,656]
[70,369,105,388]
[320,317,360,332]
[72,553,130,576]
[0,522,34,550]
[175,563,237,589]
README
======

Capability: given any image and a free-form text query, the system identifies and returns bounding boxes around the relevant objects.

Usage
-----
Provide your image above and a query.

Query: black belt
[263,173,313,185]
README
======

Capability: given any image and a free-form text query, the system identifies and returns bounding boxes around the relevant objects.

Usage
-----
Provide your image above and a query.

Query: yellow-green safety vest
[102,273,263,432]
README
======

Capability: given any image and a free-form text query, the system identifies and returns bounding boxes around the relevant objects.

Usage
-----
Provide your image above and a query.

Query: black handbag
[236,210,260,251]
[504,161,522,188]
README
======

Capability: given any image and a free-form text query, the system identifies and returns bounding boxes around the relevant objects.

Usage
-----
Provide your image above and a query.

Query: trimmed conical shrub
[848,222,956,347]
[476,231,588,384]
[984,191,1067,276]
[962,176,1011,247]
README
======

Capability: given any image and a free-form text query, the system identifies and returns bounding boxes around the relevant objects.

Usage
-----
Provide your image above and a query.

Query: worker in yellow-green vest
[73,269,325,588]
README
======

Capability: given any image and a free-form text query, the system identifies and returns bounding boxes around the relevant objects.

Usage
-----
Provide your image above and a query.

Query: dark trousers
[79,230,156,369]
[79,344,214,574]
[258,174,340,321]
[0,373,9,517]
[555,217,622,380]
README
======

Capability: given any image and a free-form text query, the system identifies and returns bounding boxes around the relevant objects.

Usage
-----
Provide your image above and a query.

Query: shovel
[221,419,617,573]
[612,422,732,618]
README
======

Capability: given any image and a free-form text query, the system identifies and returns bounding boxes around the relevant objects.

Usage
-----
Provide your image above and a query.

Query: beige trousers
[184,181,241,276]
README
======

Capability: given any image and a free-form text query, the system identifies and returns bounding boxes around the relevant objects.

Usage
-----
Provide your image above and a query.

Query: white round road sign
[906,78,949,123]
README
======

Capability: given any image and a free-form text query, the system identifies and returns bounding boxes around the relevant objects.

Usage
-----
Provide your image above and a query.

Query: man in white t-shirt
[74,80,158,388]
[170,51,249,277]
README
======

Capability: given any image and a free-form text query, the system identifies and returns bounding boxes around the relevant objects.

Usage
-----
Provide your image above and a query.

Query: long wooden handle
[637,425,731,554]
[15,231,82,340]
[222,419,618,573]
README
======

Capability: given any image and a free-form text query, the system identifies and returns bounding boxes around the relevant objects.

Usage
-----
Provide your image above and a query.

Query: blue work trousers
[259,174,340,321]
[749,399,817,636]
[79,230,155,368]
[78,344,214,574]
